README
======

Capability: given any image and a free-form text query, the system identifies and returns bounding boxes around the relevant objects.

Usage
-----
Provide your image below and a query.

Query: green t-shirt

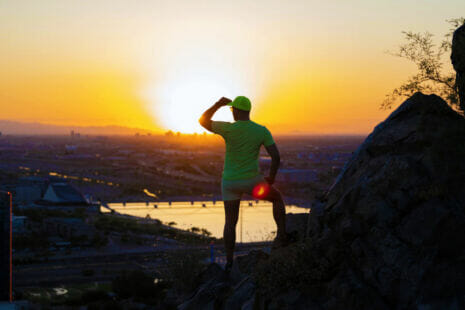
[211,120,275,180]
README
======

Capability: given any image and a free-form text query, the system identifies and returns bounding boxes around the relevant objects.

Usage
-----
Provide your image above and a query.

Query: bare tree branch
[382,18,464,110]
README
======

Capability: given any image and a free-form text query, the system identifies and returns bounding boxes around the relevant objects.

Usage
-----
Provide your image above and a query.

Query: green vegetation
[160,251,208,292]
[81,269,95,277]
[190,226,200,233]
[14,207,87,222]
[14,234,50,250]
[90,233,109,248]
[254,240,339,299]
[94,214,216,244]
[19,251,208,308]
[200,228,212,237]
[69,234,89,246]
[20,283,113,307]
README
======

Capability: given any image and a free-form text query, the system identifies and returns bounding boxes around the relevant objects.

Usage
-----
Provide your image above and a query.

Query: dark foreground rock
[178,251,268,310]
[179,93,465,309]
[304,92,465,309]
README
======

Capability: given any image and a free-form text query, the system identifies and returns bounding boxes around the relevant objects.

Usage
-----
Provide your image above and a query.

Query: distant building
[33,181,99,213]
[65,145,77,154]
[15,176,75,206]
[40,217,94,239]
[42,182,88,205]
[0,191,12,302]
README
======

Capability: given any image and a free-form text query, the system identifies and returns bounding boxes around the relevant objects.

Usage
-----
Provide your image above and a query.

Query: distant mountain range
[0,120,158,136]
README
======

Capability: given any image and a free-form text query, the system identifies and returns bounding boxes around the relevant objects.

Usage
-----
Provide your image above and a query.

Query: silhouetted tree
[382,18,465,110]
[200,228,212,237]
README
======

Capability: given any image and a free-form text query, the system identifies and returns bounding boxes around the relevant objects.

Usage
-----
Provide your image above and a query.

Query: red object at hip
[252,182,270,199]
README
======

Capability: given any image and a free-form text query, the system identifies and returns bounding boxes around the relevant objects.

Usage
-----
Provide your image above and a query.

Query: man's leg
[265,186,286,240]
[223,199,240,265]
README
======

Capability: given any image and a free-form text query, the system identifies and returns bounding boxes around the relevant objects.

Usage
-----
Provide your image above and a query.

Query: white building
[42,183,87,205]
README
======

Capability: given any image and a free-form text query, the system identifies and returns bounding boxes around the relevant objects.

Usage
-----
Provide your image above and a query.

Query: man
[451,23,465,111]
[199,96,287,272]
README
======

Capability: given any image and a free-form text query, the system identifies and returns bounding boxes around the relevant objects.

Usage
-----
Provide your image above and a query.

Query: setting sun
[143,64,245,133]
[1,1,465,307]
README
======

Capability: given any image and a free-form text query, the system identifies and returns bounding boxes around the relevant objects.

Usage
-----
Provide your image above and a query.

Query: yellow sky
[1,0,463,134]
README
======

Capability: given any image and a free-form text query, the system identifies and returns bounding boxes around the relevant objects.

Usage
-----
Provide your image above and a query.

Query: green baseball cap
[228,96,251,111]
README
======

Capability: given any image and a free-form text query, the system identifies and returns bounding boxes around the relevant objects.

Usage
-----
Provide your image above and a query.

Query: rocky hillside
[178,93,465,310]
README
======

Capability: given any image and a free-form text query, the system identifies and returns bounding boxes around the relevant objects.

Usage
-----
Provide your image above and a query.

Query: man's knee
[225,217,238,228]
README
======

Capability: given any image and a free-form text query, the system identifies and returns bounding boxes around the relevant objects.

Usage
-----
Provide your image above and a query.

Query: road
[14,242,270,287]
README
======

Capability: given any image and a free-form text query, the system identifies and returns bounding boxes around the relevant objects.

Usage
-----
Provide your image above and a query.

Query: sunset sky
[1,0,464,134]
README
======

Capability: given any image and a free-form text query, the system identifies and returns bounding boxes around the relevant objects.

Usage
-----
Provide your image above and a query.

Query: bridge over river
[101,200,309,243]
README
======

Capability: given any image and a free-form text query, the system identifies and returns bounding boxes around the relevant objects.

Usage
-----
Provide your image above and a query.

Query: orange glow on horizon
[1,1,463,135]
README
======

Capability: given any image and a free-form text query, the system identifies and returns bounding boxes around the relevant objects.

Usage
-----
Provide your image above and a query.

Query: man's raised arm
[199,97,232,132]
[265,143,281,185]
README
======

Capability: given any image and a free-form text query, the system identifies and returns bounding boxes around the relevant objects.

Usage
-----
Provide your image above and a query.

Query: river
[102,200,309,242]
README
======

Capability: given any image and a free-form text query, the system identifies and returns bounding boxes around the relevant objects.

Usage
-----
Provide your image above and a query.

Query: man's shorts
[221,174,266,201]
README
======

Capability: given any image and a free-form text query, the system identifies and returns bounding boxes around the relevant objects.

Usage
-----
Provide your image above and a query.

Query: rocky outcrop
[178,251,268,310]
[304,92,465,309]
[452,23,465,110]
[179,93,465,309]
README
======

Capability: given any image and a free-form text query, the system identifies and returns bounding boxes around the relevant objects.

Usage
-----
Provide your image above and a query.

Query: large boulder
[306,92,465,308]
[177,263,231,310]
[452,23,465,109]
[178,252,269,310]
